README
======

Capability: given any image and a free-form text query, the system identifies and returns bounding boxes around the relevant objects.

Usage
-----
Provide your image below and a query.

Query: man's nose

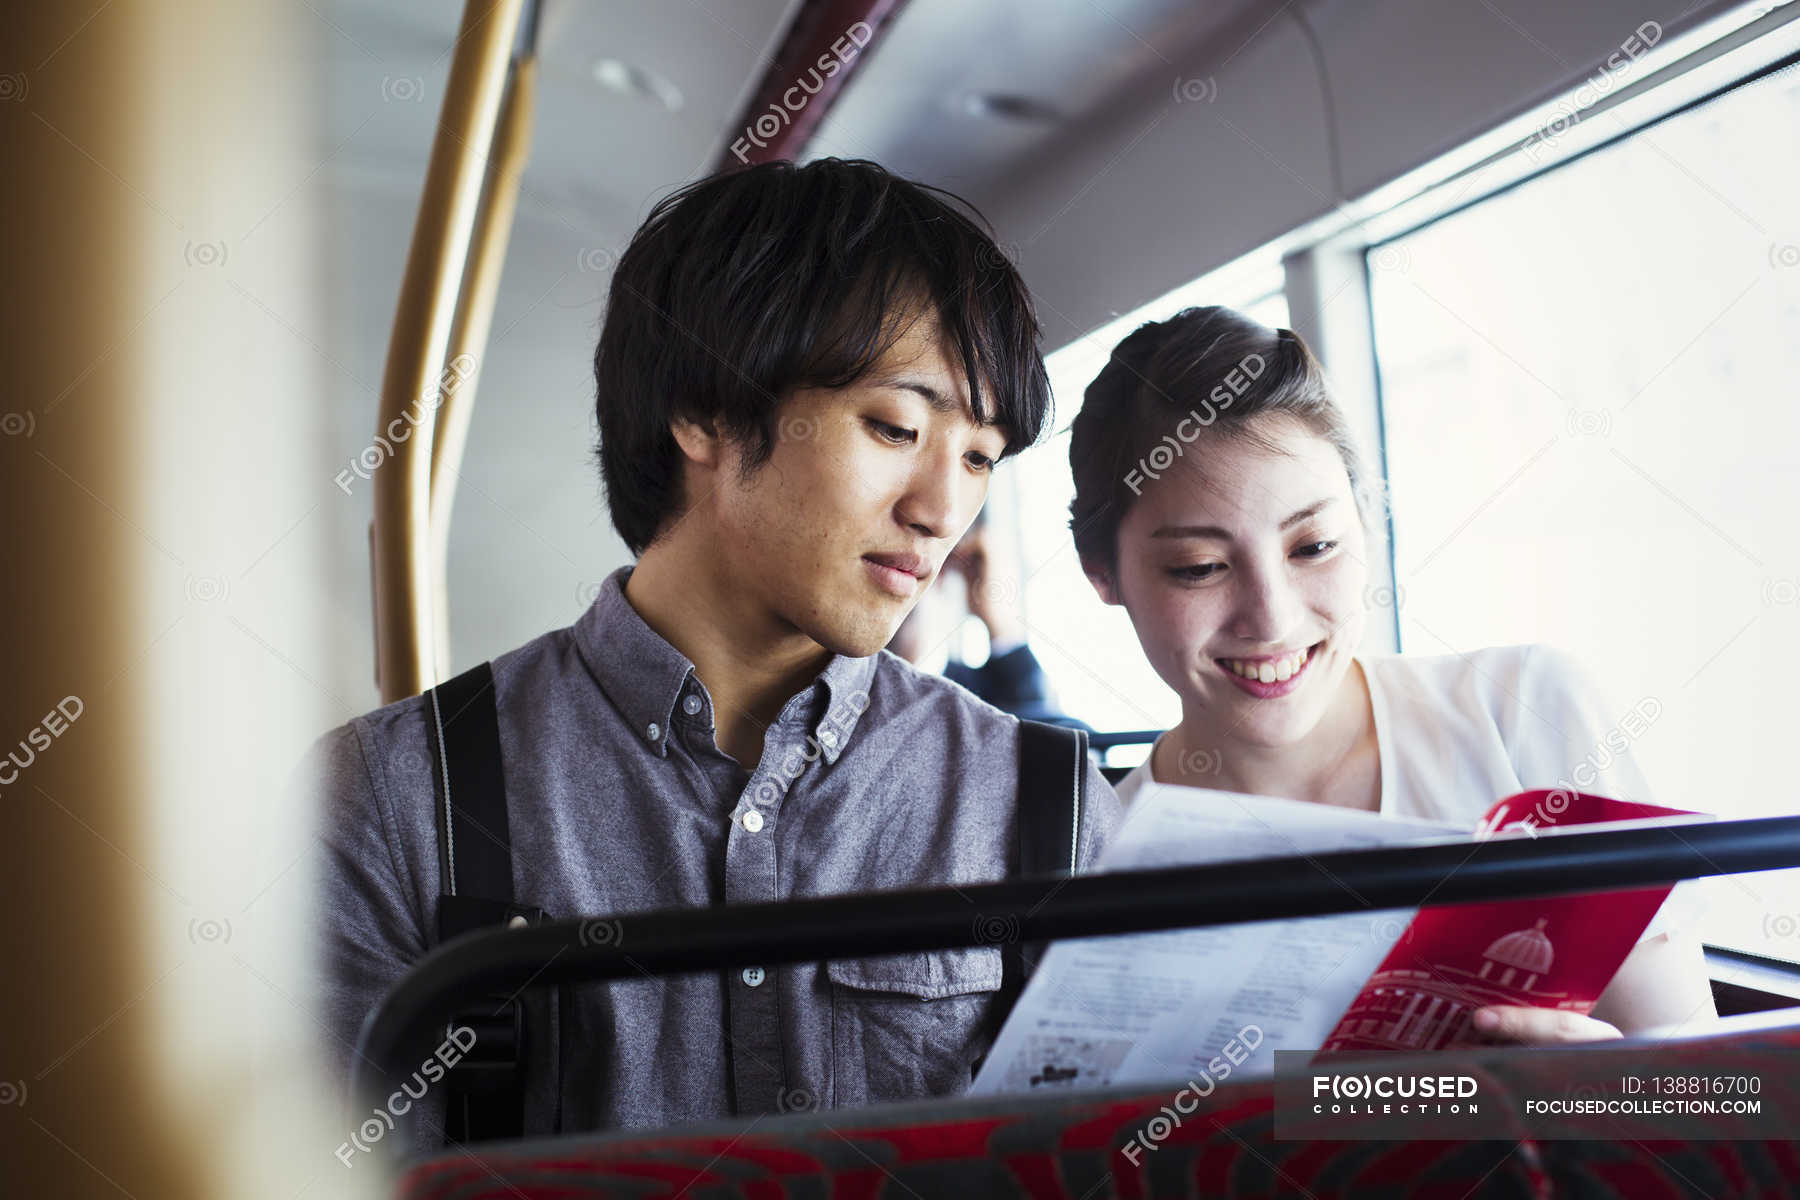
[894,444,969,538]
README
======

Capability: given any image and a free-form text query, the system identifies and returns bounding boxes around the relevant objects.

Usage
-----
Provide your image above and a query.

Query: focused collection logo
[1311,1071,1480,1115]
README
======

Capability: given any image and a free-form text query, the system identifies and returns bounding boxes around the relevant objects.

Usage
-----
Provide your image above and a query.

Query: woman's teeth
[1221,645,1312,683]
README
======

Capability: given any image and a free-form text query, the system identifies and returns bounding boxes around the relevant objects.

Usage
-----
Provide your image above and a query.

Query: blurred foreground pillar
[2,3,380,1196]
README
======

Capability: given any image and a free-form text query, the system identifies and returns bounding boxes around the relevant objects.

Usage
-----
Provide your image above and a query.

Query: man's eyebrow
[1150,497,1338,541]
[871,373,1011,440]
[872,373,964,415]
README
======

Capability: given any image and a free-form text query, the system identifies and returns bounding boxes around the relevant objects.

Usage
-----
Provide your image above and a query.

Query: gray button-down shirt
[310,566,1120,1149]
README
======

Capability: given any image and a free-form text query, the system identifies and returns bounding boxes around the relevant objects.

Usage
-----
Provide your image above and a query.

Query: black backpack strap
[425,661,547,1145]
[429,662,525,934]
[993,720,1088,1023]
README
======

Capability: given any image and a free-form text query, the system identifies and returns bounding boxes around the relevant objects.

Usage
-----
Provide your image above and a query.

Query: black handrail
[352,815,1800,1112]
[1086,728,1161,750]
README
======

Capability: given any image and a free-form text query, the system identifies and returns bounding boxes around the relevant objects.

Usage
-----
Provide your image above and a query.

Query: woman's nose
[1228,567,1306,645]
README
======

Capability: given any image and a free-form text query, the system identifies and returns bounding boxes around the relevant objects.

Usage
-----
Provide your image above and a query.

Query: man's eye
[1170,563,1223,582]
[867,419,916,444]
[1294,540,1339,558]
[966,451,996,471]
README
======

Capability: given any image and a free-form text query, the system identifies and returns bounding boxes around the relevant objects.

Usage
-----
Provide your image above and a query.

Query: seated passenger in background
[887,511,1091,730]
[309,158,1120,1146]
[1067,305,1715,1045]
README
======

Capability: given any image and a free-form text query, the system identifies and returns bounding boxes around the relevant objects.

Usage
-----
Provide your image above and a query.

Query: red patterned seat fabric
[397,1024,1800,1199]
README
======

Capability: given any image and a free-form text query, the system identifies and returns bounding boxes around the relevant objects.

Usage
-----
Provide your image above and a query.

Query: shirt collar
[573,566,877,763]
[812,648,876,765]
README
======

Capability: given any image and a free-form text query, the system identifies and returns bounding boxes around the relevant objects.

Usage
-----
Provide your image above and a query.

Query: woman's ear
[1083,556,1123,607]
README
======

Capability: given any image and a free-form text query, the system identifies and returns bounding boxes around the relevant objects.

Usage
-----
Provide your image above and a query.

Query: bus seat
[393,1016,1800,1199]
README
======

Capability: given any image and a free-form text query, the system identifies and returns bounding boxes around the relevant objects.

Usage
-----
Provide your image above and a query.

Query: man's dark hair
[593,158,1052,556]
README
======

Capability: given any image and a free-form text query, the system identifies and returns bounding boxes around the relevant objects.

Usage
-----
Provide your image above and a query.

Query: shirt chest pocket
[825,946,1003,1109]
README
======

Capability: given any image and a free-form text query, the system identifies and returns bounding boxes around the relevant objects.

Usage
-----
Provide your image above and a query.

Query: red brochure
[1318,789,1698,1054]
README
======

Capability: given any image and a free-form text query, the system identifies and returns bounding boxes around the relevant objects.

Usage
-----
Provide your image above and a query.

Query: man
[310,158,1121,1148]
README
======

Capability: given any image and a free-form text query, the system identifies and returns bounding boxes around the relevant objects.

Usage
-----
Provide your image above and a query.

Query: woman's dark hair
[1068,305,1378,577]
[593,157,1051,556]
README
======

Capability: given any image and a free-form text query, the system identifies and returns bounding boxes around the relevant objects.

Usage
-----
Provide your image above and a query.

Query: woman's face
[1092,414,1369,749]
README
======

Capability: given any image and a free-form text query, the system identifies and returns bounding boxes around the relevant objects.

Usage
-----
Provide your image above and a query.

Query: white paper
[970,781,1464,1096]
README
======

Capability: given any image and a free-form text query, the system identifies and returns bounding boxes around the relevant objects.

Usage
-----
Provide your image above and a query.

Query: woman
[1067,305,1714,1044]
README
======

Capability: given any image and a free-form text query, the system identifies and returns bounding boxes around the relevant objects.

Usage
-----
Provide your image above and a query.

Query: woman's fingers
[1471,1005,1623,1045]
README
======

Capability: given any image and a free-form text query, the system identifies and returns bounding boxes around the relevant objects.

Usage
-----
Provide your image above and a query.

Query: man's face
[706,312,1011,657]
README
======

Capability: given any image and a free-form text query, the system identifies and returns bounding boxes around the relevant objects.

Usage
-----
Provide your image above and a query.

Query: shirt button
[819,728,838,747]
[741,809,765,833]
[646,721,660,741]
[742,966,765,987]
[682,694,702,716]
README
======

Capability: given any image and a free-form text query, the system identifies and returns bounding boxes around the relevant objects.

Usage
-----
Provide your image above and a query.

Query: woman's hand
[1470,932,1715,1046]
[1471,1005,1622,1045]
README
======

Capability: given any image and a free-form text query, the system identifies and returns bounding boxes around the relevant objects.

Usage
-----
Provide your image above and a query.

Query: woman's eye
[1294,540,1339,558]
[966,450,996,472]
[1169,563,1223,582]
[867,419,917,445]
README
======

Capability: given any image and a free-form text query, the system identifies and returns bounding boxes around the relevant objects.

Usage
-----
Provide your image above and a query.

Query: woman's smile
[1215,637,1327,699]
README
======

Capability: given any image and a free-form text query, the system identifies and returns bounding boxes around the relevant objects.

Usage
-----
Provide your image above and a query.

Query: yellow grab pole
[428,54,539,673]
[372,0,522,701]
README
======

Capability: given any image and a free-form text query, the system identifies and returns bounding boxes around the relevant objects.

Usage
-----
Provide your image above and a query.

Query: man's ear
[669,415,722,469]
[1083,556,1123,607]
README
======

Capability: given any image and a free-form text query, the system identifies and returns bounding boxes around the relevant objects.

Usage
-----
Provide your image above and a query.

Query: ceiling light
[962,93,1061,124]
[593,58,684,113]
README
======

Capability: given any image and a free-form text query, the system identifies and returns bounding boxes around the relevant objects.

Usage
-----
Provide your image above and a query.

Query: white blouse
[1113,643,1696,940]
